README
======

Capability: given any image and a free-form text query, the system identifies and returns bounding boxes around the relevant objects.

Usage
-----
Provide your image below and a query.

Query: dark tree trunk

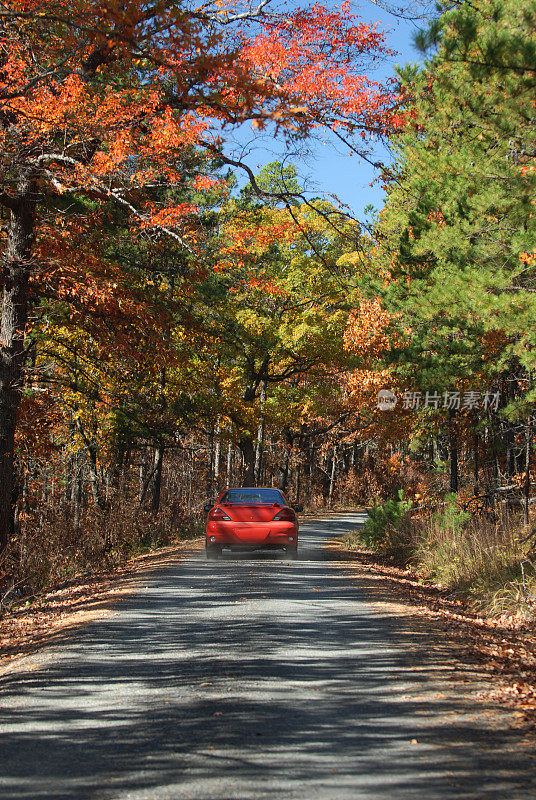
[238,437,255,485]
[309,436,315,483]
[75,417,105,509]
[278,428,294,492]
[86,440,103,508]
[449,413,459,493]
[138,447,145,502]
[0,177,37,557]
[328,444,337,507]
[151,444,164,512]
[278,455,290,492]
[506,364,517,477]
[73,449,84,532]
[294,463,301,504]
[473,433,479,496]
[524,421,532,526]
[506,425,516,478]
[108,439,127,500]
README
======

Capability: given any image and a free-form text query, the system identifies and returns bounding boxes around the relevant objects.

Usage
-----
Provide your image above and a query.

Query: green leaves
[374,0,536,404]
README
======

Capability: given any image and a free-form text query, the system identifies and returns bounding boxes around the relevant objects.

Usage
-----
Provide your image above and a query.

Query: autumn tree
[190,167,375,488]
[0,0,399,554]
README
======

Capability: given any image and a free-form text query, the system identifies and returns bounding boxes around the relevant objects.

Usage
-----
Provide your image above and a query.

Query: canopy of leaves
[365,0,536,408]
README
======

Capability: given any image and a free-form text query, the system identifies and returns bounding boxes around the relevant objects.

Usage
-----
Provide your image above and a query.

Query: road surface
[1,513,535,799]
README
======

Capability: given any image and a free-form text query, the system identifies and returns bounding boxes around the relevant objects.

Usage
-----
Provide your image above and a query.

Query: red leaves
[239,3,396,133]
[0,0,399,259]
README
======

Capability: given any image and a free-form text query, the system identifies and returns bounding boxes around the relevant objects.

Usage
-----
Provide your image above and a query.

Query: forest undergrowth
[344,494,536,621]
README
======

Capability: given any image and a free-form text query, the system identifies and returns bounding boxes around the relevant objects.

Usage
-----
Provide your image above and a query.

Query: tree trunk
[206,426,214,499]
[108,439,126,500]
[64,421,76,517]
[278,448,291,492]
[187,450,193,511]
[473,433,479,496]
[328,444,337,507]
[449,413,459,493]
[254,381,267,486]
[214,421,221,493]
[524,421,532,526]
[226,440,233,487]
[86,440,103,508]
[309,437,315,482]
[0,177,37,556]
[139,446,148,503]
[151,444,164,513]
[75,416,104,508]
[254,421,264,486]
[506,425,516,478]
[39,467,48,531]
[73,449,84,532]
[238,436,255,485]
[278,428,295,492]
[506,364,517,477]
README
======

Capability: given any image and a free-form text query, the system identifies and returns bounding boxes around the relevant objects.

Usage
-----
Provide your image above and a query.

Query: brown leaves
[0,542,199,670]
[335,540,536,727]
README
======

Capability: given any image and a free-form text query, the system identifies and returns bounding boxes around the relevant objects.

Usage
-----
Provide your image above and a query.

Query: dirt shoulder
[0,538,203,674]
[327,537,536,728]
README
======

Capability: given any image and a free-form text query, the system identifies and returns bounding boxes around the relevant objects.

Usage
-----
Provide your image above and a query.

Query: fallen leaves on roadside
[328,538,536,729]
[0,541,202,670]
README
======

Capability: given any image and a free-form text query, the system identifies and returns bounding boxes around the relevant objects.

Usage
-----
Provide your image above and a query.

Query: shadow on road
[1,514,534,800]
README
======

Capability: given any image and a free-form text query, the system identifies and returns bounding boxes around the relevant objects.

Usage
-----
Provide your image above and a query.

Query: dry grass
[1,499,204,612]
[345,495,536,620]
[417,513,536,618]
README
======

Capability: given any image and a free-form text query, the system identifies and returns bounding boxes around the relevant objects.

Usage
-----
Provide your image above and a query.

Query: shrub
[344,489,536,619]
[430,493,471,535]
[1,497,203,611]
[360,490,414,560]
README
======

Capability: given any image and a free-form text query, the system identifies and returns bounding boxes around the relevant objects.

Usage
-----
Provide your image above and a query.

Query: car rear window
[221,489,286,505]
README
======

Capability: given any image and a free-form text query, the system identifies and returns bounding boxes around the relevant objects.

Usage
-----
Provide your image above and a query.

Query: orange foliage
[343,299,415,443]
[1,0,398,242]
[344,298,394,360]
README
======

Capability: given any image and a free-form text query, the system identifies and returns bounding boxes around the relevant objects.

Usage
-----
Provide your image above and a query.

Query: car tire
[206,544,222,560]
[285,545,298,559]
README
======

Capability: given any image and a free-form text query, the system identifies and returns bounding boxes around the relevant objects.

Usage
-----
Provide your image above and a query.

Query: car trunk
[223,504,279,523]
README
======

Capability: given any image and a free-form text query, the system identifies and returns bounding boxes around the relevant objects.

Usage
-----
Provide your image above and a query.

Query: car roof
[224,487,283,492]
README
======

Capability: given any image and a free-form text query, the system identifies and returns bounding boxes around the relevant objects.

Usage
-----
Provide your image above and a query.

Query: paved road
[1,513,535,800]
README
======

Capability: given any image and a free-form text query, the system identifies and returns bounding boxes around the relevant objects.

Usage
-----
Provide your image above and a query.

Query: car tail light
[209,507,231,521]
[272,508,295,522]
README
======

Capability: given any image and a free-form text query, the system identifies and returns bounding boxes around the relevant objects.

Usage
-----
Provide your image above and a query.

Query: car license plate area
[233,524,270,542]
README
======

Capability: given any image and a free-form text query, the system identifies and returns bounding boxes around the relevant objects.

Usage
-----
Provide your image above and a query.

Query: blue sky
[308,1,427,217]
[224,1,427,219]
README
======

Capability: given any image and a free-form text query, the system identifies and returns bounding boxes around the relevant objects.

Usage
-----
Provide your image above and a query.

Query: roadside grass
[417,513,536,617]
[342,495,536,620]
[2,505,204,614]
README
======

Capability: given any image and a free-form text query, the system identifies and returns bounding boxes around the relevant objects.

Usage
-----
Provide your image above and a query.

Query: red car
[204,487,301,559]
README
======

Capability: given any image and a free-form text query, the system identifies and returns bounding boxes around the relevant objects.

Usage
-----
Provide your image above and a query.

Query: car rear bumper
[206,520,298,546]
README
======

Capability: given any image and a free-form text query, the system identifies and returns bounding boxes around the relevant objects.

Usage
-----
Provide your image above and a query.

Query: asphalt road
[1,513,536,800]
